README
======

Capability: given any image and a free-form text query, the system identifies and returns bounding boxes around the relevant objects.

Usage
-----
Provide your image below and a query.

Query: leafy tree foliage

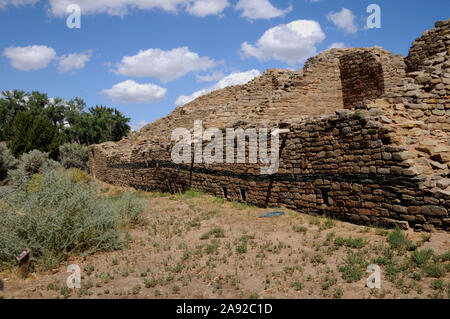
[64,105,130,145]
[7,111,61,159]
[0,90,131,158]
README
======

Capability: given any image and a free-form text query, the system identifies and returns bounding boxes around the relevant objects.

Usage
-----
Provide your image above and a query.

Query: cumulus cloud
[240,20,326,66]
[186,0,229,17]
[101,80,167,103]
[327,42,346,49]
[196,71,224,82]
[3,45,57,71]
[0,0,38,9]
[48,0,229,17]
[235,0,292,19]
[175,69,260,106]
[57,51,92,73]
[130,120,148,131]
[113,47,219,82]
[326,8,357,34]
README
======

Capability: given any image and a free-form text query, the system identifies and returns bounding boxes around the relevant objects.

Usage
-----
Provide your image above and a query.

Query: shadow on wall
[0,280,4,291]
[339,52,385,109]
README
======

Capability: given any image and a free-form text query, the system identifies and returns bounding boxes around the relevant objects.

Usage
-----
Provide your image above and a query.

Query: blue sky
[0,0,448,131]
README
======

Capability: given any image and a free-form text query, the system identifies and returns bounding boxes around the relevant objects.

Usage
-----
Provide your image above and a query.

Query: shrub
[292,225,307,234]
[67,168,90,184]
[0,142,18,181]
[27,174,42,193]
[423,263,446,278]
[411,249,434,266]
[387,227,414,250]
[7,150,60,190]
[59,143,89,171]
[0,168,145,270]
[200,227,225,240]
[291,280,304,291]
[114,191,147,227]
[334,237,366,249]
[438,251,450,262]
[236,243,247,254]
[311,254,326,265]
[338,251,368,283]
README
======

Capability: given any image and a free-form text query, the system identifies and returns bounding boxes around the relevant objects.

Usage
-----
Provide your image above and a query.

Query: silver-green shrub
[0,168,146,270]
[115,191,147,227]
[0,142,18,181]
[7,149,61,190]
[59,143,89,171]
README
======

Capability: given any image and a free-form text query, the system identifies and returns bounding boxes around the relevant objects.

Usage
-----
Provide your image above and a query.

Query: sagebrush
[59,143,89,171]
[0,168,147,270]
[7,149,61,190]
[0,142,18,181]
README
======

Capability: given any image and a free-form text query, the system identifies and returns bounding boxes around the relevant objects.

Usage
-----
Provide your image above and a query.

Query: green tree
[64,106,130,145]
[7,111,61,159]
[88,106,130,143]
[1,90,130,151]
[0,90,28,141]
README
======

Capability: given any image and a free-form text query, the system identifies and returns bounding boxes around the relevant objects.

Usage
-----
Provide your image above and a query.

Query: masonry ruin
[89,19,450,232]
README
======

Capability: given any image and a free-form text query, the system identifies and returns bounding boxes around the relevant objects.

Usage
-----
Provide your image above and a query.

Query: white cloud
[48,0,229,17]
[3,45,57,71]
[235,0,292,19]
[113,47,219,82]
[326,8,357,34]
[57,51,92,73]
[196,71,224,82]
[186,0,230,17]
[214,69,260,88]
[130,120,148,131]
[240,20,326,66]
[101,80,167,103]
[175,69,260,106]
[327,42,346,49]
[0,0,38,9]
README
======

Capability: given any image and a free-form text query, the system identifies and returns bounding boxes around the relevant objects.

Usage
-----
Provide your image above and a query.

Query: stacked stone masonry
[90,19,450,232]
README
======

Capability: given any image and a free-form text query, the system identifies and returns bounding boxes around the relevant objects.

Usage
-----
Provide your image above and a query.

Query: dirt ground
[1,185,449,299]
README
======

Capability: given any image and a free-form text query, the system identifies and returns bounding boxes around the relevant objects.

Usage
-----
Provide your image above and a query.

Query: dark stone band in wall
[107,160,424,188]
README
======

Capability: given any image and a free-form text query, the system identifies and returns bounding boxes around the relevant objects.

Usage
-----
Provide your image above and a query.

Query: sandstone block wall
[89,19,450,232]
[340,50,385,108]
[339,48,405,109]
[406,19,450,72]
[400,19,450,132]
[90,110,449,231]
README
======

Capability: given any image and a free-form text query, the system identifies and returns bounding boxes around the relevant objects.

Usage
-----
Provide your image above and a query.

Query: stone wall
[338,48,406,109]
[340,50,385,108]
[89,19,450,232]
[400,19,450,132]
[405,19,450,72]
[90,109,449,231]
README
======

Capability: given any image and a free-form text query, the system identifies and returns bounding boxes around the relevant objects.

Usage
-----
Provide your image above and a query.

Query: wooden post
[16,249,31,279]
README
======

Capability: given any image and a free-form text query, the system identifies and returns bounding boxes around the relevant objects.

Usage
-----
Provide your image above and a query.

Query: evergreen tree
[8,111,61,159]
